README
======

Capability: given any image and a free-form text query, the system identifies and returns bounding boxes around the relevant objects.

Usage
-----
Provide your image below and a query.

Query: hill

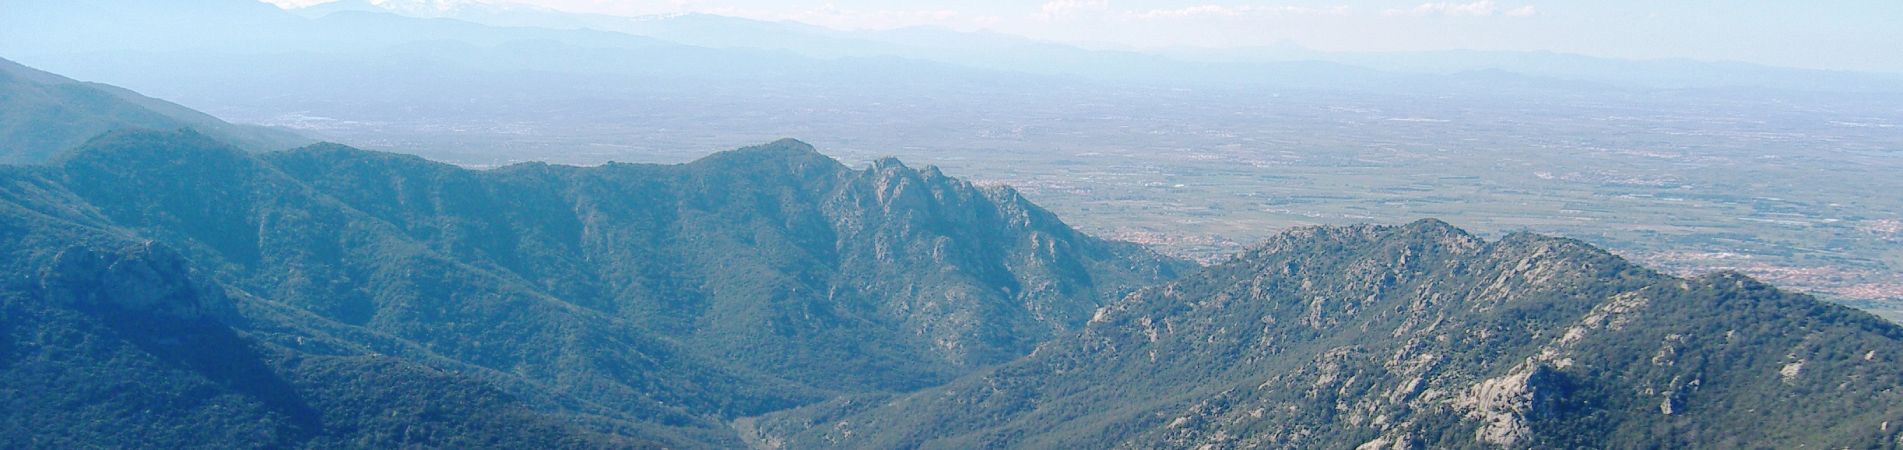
[753,220,1903,448]
[0,129,1186,447]
[0,174,663,448]
[0,57,308,163]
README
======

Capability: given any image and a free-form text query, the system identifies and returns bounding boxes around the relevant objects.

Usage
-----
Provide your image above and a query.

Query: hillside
[753,220,1903,448]
[0,129,1186,447]
[262,138,1186,388]
[0,57,308,163]
[0,184,663,448]
[7,131,1902,448]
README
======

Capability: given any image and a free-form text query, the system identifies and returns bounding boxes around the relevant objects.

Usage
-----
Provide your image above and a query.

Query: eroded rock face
[1458,363,1570,447]
[39,242,231,320]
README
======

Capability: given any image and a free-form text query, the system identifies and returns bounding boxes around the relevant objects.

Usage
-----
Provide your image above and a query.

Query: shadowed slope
[0,192,658,449]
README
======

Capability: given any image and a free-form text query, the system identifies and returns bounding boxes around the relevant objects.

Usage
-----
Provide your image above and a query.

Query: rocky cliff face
[753,220,1903,449]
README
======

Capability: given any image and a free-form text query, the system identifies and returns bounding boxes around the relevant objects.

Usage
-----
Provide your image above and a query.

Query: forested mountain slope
[0,58,307,163]
[0,129,1185,447]
[0,173,664,448]
[258,138,1187,390]
[755,220,1903,449]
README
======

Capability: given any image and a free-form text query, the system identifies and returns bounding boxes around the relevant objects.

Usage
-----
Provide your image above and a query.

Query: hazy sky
[264,0,1903,73]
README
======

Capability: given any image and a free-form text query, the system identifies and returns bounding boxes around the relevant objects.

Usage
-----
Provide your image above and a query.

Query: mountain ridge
[2,128,1189,447]
[7,129,1901,448]
[753,219,1903,448]
[275,0,1903,92]
[261,133,1190,387]
[0,181,672,448]
[0,58,310,163]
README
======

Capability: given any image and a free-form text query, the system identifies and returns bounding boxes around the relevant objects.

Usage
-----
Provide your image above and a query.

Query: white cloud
[264,0,523,14]
[1040,0,1109,20]
[1385,1,1536,17]
[1125,5,1349,20]
[1119,2,1520,21]
[260,0,340,8]
[702,4,976,31]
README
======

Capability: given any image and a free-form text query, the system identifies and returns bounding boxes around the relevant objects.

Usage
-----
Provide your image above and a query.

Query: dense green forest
[0,128,1185,448]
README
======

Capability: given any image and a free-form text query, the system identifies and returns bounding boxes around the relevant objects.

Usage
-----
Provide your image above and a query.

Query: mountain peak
[686,138,846,181]
[1389,217,1479,246]
[761,137,817,151]
[870,156,909,171]
[52,128,244,168]
[1237,219,1485,264]
[1399,217,1461,234]
[699,138,825,161]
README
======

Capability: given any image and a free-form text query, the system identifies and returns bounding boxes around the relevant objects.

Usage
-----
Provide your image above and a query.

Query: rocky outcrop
[39,241,233,320]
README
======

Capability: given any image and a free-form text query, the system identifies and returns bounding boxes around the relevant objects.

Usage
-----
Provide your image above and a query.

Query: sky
[262,0,1903,73]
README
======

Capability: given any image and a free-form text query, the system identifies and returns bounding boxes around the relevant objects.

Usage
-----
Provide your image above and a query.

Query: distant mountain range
[281,0,1903,93]
[2,23,1901,450]
[6,0,1901,117]
[8,0,1900,169]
